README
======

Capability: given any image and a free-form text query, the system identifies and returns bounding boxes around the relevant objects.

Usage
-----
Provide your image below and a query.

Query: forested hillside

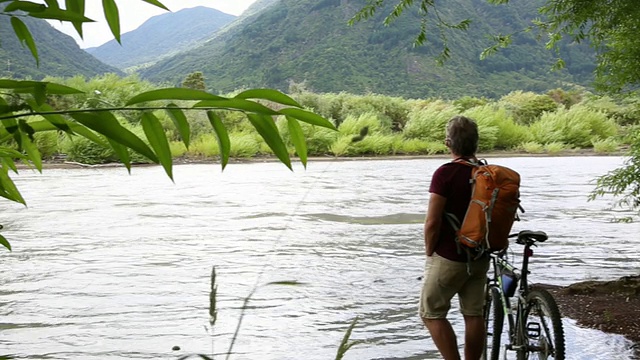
[140,0,596,98]
[86,6,237,70]
[0,11,121,79]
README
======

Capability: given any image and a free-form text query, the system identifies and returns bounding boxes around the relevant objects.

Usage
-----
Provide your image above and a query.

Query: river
[0,156,637,359]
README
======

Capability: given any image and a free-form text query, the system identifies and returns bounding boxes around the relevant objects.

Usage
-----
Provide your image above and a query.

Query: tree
[353,0,640,216]
[182,71,206,90]
[0,0,336,251]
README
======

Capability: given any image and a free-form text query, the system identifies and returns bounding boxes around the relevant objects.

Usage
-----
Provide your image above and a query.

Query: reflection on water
[0,157,637,359]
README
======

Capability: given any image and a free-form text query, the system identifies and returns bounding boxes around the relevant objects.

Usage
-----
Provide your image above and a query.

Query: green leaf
[44,83,84,95]
[206,111,230,170]
[235,89,301,107]
[0,148,26,161]
[126,88,225,105]
[140,0,169,11]
[11,17,38,66]
[0,80,82,95]
[107,138,131,173]
[265,280,305,286]
[141,112,173,180]
[166,104,190,148]
[102,0,121,43]
[0,165,26,205]
[286,116,307,168]
[29,7,94,22]
[27,102,72,133]
[4,1,45,13]
[278,108,336,130]
[70,112,158,163]
[247,114,291,170]
[194,99,278,115]
[0,234,11,251]
[19,130,42,172]
[65,0,86,36]
[67,123,108,147]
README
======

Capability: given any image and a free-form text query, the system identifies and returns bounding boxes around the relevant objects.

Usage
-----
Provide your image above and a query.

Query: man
[419,116,489,360]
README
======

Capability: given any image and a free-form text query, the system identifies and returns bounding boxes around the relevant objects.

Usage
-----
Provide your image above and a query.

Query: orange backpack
[446,159,521,255]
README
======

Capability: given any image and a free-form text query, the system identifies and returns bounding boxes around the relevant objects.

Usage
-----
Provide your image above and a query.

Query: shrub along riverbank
[16,74,640,165]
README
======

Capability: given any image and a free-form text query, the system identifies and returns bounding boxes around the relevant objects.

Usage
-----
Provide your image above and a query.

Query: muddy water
[0,156,636,359]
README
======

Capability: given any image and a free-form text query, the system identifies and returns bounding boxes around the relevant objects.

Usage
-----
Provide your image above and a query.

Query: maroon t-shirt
[428,160,473,262]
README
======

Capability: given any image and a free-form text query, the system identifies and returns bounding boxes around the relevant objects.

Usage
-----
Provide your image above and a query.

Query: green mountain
[0,12,121,80]
[139,0,596,98]
[86,6,237,70]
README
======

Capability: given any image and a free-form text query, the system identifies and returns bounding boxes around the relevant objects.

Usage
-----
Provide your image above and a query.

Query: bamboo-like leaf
[140,0,169,11]
[33,82,46,105]
[335,317,360,360]
[166,104,190,148]
[29,7,93,22]
[0,167,26,205]
[11,17,38,66]
[0,234,11,251]
[27,102,73,133]
[206,111,230,170]
[4,1,45,13]
[0,80,82,94]
[235,89,301,107]
[68,123,108,147]
[247,114,291,170]
[126,88,225,105]
[265,280,305,286]
[19,131,42,173]
[286,116,307,168]
[70,112,158,163]
[194,99,278,115]
[0,156,21,174]
[102,0,121,43]
[141,112,173,180]
[107,138,131,173]
[65,0,85,36]
[278,108,336,130]
[44,0,59,9]
[44,82,84,95]
[2,118,18,134]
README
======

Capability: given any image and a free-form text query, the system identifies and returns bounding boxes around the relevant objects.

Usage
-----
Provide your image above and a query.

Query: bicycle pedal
[527,322,541,338]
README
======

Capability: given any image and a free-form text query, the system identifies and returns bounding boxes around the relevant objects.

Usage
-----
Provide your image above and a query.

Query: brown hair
[446,116,478,157]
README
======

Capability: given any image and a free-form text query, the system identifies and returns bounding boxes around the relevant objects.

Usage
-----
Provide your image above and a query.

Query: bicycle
[483,230,565,360]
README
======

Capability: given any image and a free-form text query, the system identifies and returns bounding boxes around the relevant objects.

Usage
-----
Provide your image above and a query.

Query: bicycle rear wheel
[484,286,503,360]
[516,289,565,360]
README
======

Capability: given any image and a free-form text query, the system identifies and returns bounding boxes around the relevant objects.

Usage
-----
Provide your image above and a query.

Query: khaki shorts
[419,253,489,319]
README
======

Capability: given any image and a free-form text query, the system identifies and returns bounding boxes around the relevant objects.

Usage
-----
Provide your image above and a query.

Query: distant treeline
[9,74,640,165]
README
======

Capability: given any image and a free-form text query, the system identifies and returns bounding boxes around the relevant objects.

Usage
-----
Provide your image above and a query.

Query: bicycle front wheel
[484,286,503,360]
[516,289,565,360]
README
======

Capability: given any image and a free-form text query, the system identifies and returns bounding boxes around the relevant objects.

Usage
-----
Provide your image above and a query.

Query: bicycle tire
[484,286,503,360]
[516,289,565,360]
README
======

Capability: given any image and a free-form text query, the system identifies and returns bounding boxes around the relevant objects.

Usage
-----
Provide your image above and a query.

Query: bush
[338,112,391,136]
[462,105,531,151]
[592,138,620,154]
[403,100,458,141]
[544,142,567,154]
[60,135,117,164]
[520,142,545,154]
[530,105,619,147]
[498,91,559,125]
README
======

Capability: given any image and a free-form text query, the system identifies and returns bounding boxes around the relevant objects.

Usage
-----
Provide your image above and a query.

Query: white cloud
[49,0,257,48]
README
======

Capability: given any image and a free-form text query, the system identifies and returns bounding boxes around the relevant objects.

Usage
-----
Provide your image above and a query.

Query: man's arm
[424,192,447,257]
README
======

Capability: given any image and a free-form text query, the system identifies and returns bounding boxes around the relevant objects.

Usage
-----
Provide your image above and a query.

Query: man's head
[445,116,478,157]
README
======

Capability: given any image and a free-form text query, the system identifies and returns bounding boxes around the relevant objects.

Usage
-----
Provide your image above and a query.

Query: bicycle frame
[488,236,538,353]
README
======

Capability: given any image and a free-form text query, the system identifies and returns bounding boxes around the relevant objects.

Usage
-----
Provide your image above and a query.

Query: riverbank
[535,275,640,356]
[25,147,628,170]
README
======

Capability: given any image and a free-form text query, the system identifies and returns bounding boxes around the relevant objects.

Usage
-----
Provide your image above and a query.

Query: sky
[49,0,258,48]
